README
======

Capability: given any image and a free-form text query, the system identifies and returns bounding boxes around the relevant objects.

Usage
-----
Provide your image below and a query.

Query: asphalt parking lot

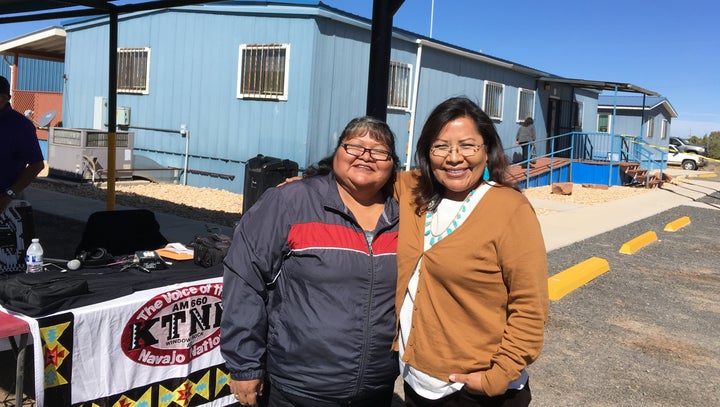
[529,184,720,406]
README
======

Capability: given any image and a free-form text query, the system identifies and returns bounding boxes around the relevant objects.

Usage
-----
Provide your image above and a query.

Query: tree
[705,131,720,160]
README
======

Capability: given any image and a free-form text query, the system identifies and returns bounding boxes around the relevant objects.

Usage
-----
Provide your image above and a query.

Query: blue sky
[2,0,718,137]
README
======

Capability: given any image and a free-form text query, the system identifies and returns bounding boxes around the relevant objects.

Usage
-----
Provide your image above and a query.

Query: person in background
[394,97,548,407]
[0,75,45,212]
[221,116,401,407]
[515,117,536,168]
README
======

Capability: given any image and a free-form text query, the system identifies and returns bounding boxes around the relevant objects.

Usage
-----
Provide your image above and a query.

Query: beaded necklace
[424,189,476,246]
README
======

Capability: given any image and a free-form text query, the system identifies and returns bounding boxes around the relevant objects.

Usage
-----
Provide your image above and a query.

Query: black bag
[188,232,232,268]
[0,201,35,274]
[0,271,90,316]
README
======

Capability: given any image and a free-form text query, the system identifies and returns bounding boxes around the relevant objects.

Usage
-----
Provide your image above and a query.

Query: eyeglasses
[430,144,484,158]
[340,143,393,161]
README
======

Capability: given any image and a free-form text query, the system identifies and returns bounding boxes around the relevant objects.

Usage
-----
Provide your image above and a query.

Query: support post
[106,9,118,210]
[366,0,404,121]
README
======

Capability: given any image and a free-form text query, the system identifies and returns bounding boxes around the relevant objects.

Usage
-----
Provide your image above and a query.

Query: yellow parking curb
[619,231,657,254]
[699,173,717,178]
[664,216,691,232]
[548,257,610,301]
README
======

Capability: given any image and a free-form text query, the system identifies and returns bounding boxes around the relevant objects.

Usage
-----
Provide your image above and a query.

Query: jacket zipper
[352,226,375,397]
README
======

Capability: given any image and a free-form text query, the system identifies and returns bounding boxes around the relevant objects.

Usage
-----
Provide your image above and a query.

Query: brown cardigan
[393,171,549,396]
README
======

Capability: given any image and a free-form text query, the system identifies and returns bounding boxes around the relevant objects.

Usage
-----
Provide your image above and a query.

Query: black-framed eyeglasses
[430,144,484,158]
[340,143,393,161]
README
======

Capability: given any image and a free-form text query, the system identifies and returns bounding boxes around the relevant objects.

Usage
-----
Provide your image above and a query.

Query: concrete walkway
[531,171,720,251]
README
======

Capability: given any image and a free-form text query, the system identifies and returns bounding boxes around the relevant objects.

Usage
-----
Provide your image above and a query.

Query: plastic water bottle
[25,238,44,273]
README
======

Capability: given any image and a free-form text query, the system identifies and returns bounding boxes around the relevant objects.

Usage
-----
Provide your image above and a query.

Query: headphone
[72,248,113,268]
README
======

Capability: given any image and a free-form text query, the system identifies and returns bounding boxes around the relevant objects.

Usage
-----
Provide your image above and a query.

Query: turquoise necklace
[424,189,476,246]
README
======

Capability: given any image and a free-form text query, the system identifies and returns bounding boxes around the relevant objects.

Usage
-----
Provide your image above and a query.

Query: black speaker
[243,155,299,214]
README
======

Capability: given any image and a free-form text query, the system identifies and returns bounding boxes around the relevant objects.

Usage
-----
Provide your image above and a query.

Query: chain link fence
[10,90,62,141]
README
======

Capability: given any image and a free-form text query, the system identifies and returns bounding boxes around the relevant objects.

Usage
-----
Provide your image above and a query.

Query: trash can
[243,154,299,214]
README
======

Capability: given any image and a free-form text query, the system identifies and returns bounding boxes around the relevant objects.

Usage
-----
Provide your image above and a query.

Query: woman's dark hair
[413,96,516,214]
[304,116,399,196]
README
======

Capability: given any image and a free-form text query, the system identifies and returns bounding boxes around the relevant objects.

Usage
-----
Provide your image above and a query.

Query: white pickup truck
[666,145,706,170]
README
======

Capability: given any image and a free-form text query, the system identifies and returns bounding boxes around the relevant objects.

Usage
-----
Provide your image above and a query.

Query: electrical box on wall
[116,106,131,126]
[93,97,132,129]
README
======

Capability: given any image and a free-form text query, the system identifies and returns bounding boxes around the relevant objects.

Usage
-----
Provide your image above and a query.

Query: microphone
[67,259,82,270]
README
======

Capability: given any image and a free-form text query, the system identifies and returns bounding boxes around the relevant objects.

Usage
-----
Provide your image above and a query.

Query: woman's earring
[483,167,490,181]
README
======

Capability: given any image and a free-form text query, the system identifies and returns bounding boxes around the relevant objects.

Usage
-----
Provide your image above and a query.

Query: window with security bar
[237,44,290,100]
[517,88,535,122]
[117,48,150,94]
[484,81,504,120]
[388,61,411,110]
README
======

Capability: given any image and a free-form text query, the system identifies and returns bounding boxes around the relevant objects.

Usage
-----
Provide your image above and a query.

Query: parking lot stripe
[547,256,610,301]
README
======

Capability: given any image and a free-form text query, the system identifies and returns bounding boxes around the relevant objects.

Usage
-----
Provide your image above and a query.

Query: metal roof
[598,95,678,118]
[0,26,66,61]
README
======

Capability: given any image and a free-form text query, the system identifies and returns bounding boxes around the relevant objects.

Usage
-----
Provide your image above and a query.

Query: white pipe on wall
[406,41,423,171]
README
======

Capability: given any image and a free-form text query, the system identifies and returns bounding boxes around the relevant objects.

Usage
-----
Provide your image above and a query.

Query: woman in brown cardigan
[394,97,548,407]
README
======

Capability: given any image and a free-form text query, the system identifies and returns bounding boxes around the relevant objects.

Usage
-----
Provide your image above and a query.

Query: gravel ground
[29,175,657,226]
[32,177,245,227]
[523,184,653,216]
[29,162,717,226]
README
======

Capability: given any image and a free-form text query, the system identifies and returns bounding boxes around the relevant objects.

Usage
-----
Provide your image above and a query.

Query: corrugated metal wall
[0,57,63,92]
[307,17,374,165]
[409,46,540,159]
[64,9,318,192]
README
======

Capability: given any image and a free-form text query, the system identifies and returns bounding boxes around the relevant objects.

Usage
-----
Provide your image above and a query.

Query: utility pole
[430,0,435,38]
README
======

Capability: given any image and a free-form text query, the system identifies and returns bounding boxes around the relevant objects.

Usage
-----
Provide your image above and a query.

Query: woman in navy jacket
[221,116,400,407]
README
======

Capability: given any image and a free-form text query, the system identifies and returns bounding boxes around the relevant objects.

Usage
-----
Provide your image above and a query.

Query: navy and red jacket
[221,172,399,402]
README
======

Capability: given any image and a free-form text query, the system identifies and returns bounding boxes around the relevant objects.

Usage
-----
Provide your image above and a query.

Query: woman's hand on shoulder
[449,371,486,395]
[276,175,303,187]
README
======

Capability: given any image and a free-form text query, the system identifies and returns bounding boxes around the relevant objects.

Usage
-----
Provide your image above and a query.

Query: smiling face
[430,116,488,201]
[333,131,395,202]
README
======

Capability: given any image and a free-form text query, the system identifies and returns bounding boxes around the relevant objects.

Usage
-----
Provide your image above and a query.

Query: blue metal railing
[506,133,574,189]
[505,132,668,188]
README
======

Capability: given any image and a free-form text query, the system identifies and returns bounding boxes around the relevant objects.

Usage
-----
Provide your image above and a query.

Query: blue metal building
[54,1,660,193]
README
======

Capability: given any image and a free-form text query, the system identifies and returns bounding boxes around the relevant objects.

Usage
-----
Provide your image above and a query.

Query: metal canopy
[0,1,225,24]
[538,76,660,97]
[0,0,109,16]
